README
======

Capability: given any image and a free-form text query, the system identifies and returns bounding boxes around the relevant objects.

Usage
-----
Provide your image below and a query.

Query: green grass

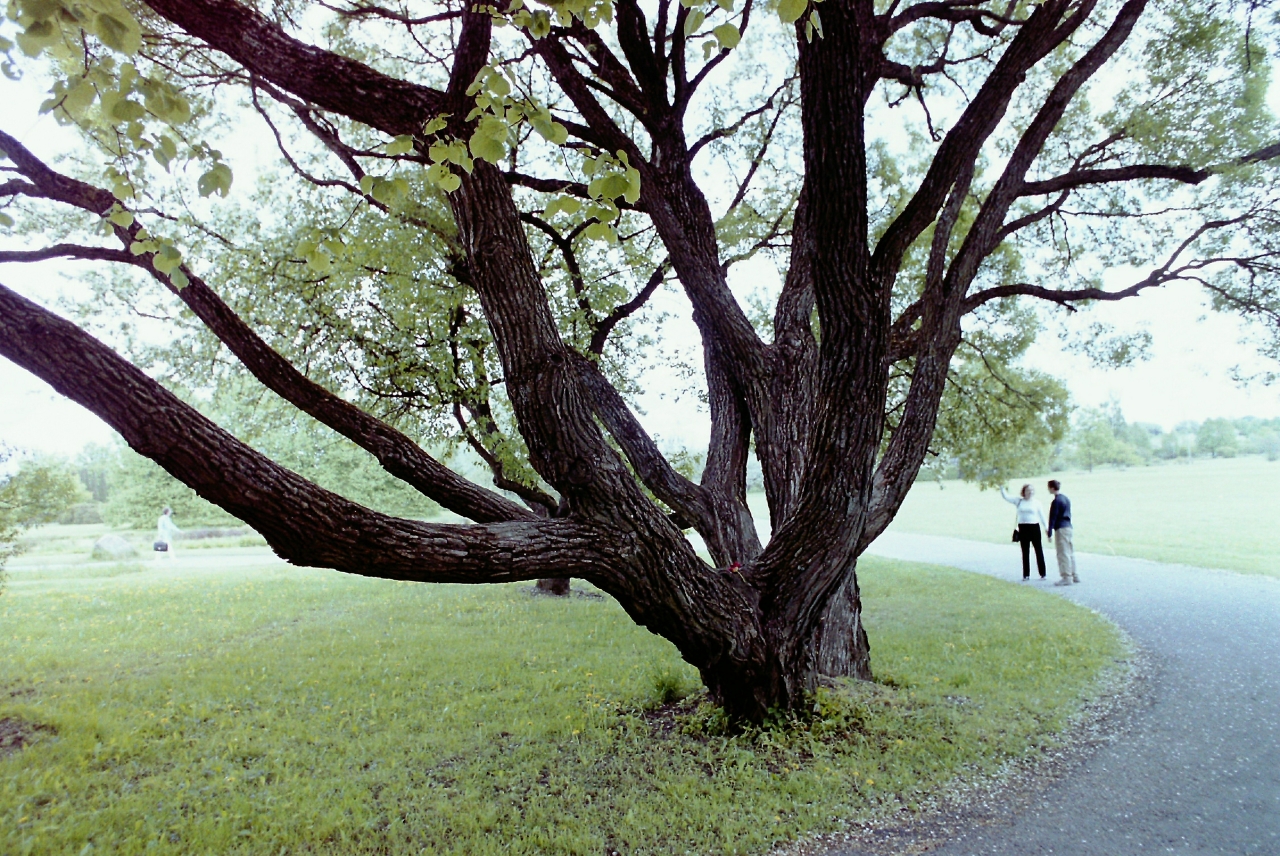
[883,455,1280,577]
[0,555,1125,855]
[13,524,266,559]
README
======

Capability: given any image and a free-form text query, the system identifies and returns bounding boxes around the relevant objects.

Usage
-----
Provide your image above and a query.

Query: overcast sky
[3,40,1279,460]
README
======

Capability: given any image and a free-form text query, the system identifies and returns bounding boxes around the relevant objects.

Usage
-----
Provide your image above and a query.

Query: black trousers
[1018,523,1047,578]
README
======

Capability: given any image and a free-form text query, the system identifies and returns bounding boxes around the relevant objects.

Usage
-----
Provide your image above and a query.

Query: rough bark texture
[2,0,1262,721]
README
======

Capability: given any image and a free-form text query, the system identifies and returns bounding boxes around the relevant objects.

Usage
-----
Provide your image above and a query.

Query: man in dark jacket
[1047,480,1078,585]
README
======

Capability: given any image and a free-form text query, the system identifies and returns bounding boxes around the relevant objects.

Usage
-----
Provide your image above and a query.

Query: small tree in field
[0,0,1277,720]
[1196,418,1240,458]
[0,453,89,578]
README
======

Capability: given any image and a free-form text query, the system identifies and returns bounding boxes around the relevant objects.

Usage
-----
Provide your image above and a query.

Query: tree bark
[816,572,872,681]
[535,577,572,596]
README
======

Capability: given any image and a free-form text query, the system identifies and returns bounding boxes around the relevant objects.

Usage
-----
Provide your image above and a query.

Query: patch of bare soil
[0,717,54,758]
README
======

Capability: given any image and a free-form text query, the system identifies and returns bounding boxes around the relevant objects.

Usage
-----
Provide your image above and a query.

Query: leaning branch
[1019,141,1280,197]
[141,0,443,135]
[0,281,609,583]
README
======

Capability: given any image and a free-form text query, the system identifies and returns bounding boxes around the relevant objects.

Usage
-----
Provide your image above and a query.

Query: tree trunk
[535,577,571,596]
[816,572,872,680]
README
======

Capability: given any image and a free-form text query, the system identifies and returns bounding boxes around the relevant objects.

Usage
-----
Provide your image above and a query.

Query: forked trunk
[535,577,571,596]
[697,547,872,722]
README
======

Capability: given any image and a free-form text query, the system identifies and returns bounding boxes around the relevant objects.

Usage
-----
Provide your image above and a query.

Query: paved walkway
[835,532,1280,856]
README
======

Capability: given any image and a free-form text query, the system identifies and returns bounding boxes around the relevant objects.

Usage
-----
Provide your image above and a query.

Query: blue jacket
[1048,494,1072,536]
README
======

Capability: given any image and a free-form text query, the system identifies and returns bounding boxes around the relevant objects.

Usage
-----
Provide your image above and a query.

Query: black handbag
[1011,528,1020,543]
[153,541,169,552]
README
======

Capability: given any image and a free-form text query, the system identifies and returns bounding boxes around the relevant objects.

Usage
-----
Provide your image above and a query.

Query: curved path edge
[799,532,1280,856]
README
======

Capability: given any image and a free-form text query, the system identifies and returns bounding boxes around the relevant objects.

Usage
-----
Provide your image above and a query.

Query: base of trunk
[816,573,872,680]
[534,577,571,596]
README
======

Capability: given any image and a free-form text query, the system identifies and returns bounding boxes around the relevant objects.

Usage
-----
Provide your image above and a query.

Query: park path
[829,532,1280,856]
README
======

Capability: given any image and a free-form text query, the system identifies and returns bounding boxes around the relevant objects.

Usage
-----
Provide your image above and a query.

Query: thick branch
[872,0,1091,279]
[571,354,708,525]
[888,0,1022,34]
[1019,142,1280,197]
[0,244,133,265]
[141,0,443,135]
[0,281,608,583]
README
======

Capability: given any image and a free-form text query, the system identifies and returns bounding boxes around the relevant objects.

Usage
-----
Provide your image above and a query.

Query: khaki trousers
[1053,527,1077,581]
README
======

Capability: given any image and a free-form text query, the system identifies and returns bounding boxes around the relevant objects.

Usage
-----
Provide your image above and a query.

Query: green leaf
[106,205,134,228]
[386,135,415,156]
[583,221,618,243]
[17,20,60,57]
[529,10,552,38]
[713,22,740,49]
[623,166,641,204]
[197,163,233,198]
[778,0,807,25]
[110,98,146,122]
[531,116,569,145]
[476,114,509,141]
[153,134,177,170]
[597,173,631,200]
[169,269,189,289]
[0,212,14,228]
[95,12,141,55]
[488,72,511,98]
[307,252,333,274]
[684,9,705,34]
[468,131,507,164]
[62,79,97,118]
[544,196,582,218]
[152,244,182,274]
[437,171,461,193]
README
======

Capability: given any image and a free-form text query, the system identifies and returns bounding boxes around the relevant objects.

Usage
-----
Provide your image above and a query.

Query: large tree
[0,0,1277,720]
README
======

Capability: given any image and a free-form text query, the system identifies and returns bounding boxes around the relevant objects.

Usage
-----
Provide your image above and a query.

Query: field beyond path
[832,533,1280,856]
[883,457,1280,577]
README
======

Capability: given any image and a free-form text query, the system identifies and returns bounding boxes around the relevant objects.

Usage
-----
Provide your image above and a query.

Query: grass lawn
[883,456,1280,577]
[12,524,267,557]
[0,553,1125,855]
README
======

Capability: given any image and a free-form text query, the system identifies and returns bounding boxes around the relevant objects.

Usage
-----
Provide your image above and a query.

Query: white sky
[2,25,1279,459]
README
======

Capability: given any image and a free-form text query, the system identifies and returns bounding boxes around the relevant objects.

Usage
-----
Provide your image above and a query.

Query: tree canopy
[0,0,1277,719]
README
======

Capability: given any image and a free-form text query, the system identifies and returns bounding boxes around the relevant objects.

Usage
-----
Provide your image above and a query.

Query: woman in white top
[1001,484,1047,580]
[155,506,182,561]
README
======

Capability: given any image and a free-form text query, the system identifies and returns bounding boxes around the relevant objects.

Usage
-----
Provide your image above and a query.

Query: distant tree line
[0,448,90,580]
[1062,403,1280,471]
[5,392,446,534]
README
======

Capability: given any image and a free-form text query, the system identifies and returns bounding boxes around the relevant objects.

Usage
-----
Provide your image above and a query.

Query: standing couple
[1000,481,1079,585]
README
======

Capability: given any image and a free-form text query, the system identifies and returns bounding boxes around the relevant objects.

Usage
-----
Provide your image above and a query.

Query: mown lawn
[880,456,1280,577]
[1,555,1125,855]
